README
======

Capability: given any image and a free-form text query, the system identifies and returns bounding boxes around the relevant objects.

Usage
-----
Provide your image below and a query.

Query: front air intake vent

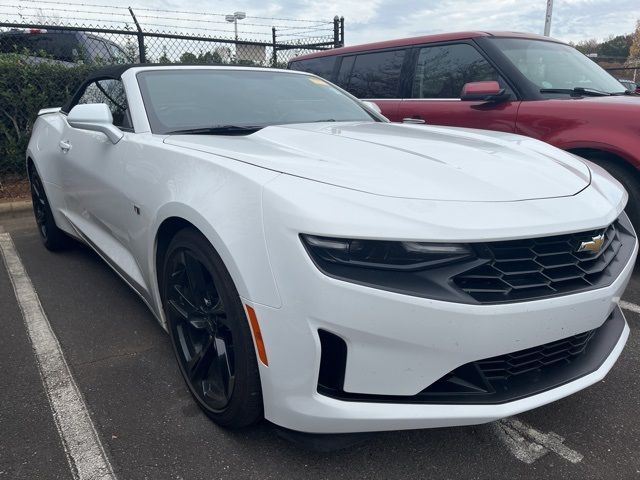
[317,329,347,393]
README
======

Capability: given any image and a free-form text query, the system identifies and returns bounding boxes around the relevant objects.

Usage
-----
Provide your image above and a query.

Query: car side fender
[149,200,282,325]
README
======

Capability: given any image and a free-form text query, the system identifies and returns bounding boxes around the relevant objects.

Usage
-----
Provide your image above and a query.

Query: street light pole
[226,11,246,42]
[544,0,553,36]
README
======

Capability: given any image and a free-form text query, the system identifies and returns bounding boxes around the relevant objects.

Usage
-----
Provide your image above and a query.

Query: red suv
[289,31,640,226]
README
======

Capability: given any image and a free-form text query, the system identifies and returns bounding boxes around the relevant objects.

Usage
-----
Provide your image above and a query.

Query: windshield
[137,69,377,134]
[490,38,626,96]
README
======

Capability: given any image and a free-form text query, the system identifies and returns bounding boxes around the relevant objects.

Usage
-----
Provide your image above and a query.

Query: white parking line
[0,233,117,480]
[494,418,583,464]
[620,300,640,315]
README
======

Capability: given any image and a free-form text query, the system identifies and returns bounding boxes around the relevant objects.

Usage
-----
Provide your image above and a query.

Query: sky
[3,0,640,46]
[224,0,640,45]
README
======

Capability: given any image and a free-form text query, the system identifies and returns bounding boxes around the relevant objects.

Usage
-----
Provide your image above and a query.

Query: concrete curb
[0,199,32,219]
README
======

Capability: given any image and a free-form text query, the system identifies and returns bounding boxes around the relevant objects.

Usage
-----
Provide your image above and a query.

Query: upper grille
[453,216,633,304]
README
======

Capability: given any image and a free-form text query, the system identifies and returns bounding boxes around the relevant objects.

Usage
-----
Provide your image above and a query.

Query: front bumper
[248,231,635,433]
[262,315,628,434]
[252,173,635,433]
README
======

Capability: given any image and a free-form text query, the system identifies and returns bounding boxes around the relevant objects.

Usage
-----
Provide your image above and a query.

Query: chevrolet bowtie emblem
[577,233,605,254]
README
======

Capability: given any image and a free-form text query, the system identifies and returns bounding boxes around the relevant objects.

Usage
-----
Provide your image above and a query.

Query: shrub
[0,54,96,177]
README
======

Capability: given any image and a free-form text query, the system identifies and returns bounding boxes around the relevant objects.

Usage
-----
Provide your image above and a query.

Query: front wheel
[162,229,263,428]
[29,164,70,251]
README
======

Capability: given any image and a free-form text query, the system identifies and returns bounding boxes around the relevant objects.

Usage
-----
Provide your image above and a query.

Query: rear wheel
[162,229,263,428]
[29,164,69,251]
[587,156,640,230]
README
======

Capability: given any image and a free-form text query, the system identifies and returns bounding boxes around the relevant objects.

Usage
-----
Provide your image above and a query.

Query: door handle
[59,140,72,153]
[402,117,426,124]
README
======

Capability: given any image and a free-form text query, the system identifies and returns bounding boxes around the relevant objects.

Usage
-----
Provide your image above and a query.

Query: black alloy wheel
[163,229,263,427]
[29,164,69,251]
[167,247,235,410]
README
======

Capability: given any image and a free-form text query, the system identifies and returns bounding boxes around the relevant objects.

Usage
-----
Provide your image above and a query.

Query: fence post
[333,16,340,48]
[339,16,344,47]
[128,7,146,63]
[272,27,278,67]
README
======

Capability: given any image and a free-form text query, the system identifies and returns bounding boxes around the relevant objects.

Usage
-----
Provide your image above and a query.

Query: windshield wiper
[611,90,637,96]
[539,87,612,97]
[165,125,263,135]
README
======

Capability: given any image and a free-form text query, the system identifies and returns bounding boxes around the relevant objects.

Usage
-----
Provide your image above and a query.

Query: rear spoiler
[37,107,61,116]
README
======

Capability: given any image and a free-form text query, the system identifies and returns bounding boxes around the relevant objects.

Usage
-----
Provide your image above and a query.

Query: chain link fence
[0,1,345,201]
[605,66,639,83]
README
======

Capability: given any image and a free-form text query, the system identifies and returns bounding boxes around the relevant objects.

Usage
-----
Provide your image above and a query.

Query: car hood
[164,122,591,202]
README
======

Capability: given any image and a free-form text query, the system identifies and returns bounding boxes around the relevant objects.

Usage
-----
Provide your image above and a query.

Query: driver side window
[412,44,506,99]
[77,79,132,130]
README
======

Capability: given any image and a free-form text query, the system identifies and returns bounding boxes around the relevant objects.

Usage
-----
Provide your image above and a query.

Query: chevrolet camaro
[27,65,637,433]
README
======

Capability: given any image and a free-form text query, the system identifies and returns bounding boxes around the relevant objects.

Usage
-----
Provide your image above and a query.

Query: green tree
[574,38,599,55]
[179,52,197,63]
[630,20,640,64]
[0,55,95,177]
[197,50,222,64]
[158,48,171,64]
[124,37,139,62]
[598,34,632,59]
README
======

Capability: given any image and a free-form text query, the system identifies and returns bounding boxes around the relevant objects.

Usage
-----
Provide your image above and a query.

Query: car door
[397,43,520,132]
[57,78,148,293]
[336,49,407,121]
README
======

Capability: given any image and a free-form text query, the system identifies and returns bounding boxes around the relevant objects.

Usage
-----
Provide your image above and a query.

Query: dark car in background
[618,78,640,94]
[0,28,131,64]
[289,31,640,228]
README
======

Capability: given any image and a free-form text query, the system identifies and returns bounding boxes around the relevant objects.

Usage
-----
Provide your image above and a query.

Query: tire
[28,164,70,251]
[161,228,263,428]
[587,156,640,230]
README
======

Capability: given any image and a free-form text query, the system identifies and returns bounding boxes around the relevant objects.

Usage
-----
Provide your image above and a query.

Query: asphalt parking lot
[2,214,640,480]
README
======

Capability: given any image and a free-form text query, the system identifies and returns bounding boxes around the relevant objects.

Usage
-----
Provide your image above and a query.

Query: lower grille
[477,329,596,381]
[317,307,625,405]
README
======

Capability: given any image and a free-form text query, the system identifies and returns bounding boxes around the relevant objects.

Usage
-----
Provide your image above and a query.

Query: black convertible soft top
[61,64,136,113]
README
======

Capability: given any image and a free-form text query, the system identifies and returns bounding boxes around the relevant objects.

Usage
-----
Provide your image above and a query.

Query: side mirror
[362,100,382,114]
[67,103,124,144]
[460,81,509,103]
[361,100,389,121]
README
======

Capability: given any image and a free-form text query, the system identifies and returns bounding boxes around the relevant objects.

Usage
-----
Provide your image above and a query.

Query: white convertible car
[27,65,636,433]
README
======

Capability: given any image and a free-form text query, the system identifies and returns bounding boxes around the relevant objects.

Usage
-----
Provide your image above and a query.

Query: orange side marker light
[245,305,269,366]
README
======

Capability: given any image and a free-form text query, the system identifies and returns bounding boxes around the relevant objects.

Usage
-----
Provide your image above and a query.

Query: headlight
[300,234,473,271]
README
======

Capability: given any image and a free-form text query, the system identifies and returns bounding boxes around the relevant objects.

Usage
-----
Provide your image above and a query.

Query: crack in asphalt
[74,345,162,368]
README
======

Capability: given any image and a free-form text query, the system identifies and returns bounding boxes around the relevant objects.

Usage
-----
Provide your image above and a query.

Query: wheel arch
[150,202,281,326]
[26,155,40,182]
[562,139,640,168]
[154,216,196,298]
[567,147,640,182]
[152,211,247,305]
[568,147,640,229]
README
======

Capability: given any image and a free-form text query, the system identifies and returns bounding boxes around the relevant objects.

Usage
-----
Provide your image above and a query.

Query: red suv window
[289,56,336,79]
[412,44,500,99]
[340,49,406,98]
